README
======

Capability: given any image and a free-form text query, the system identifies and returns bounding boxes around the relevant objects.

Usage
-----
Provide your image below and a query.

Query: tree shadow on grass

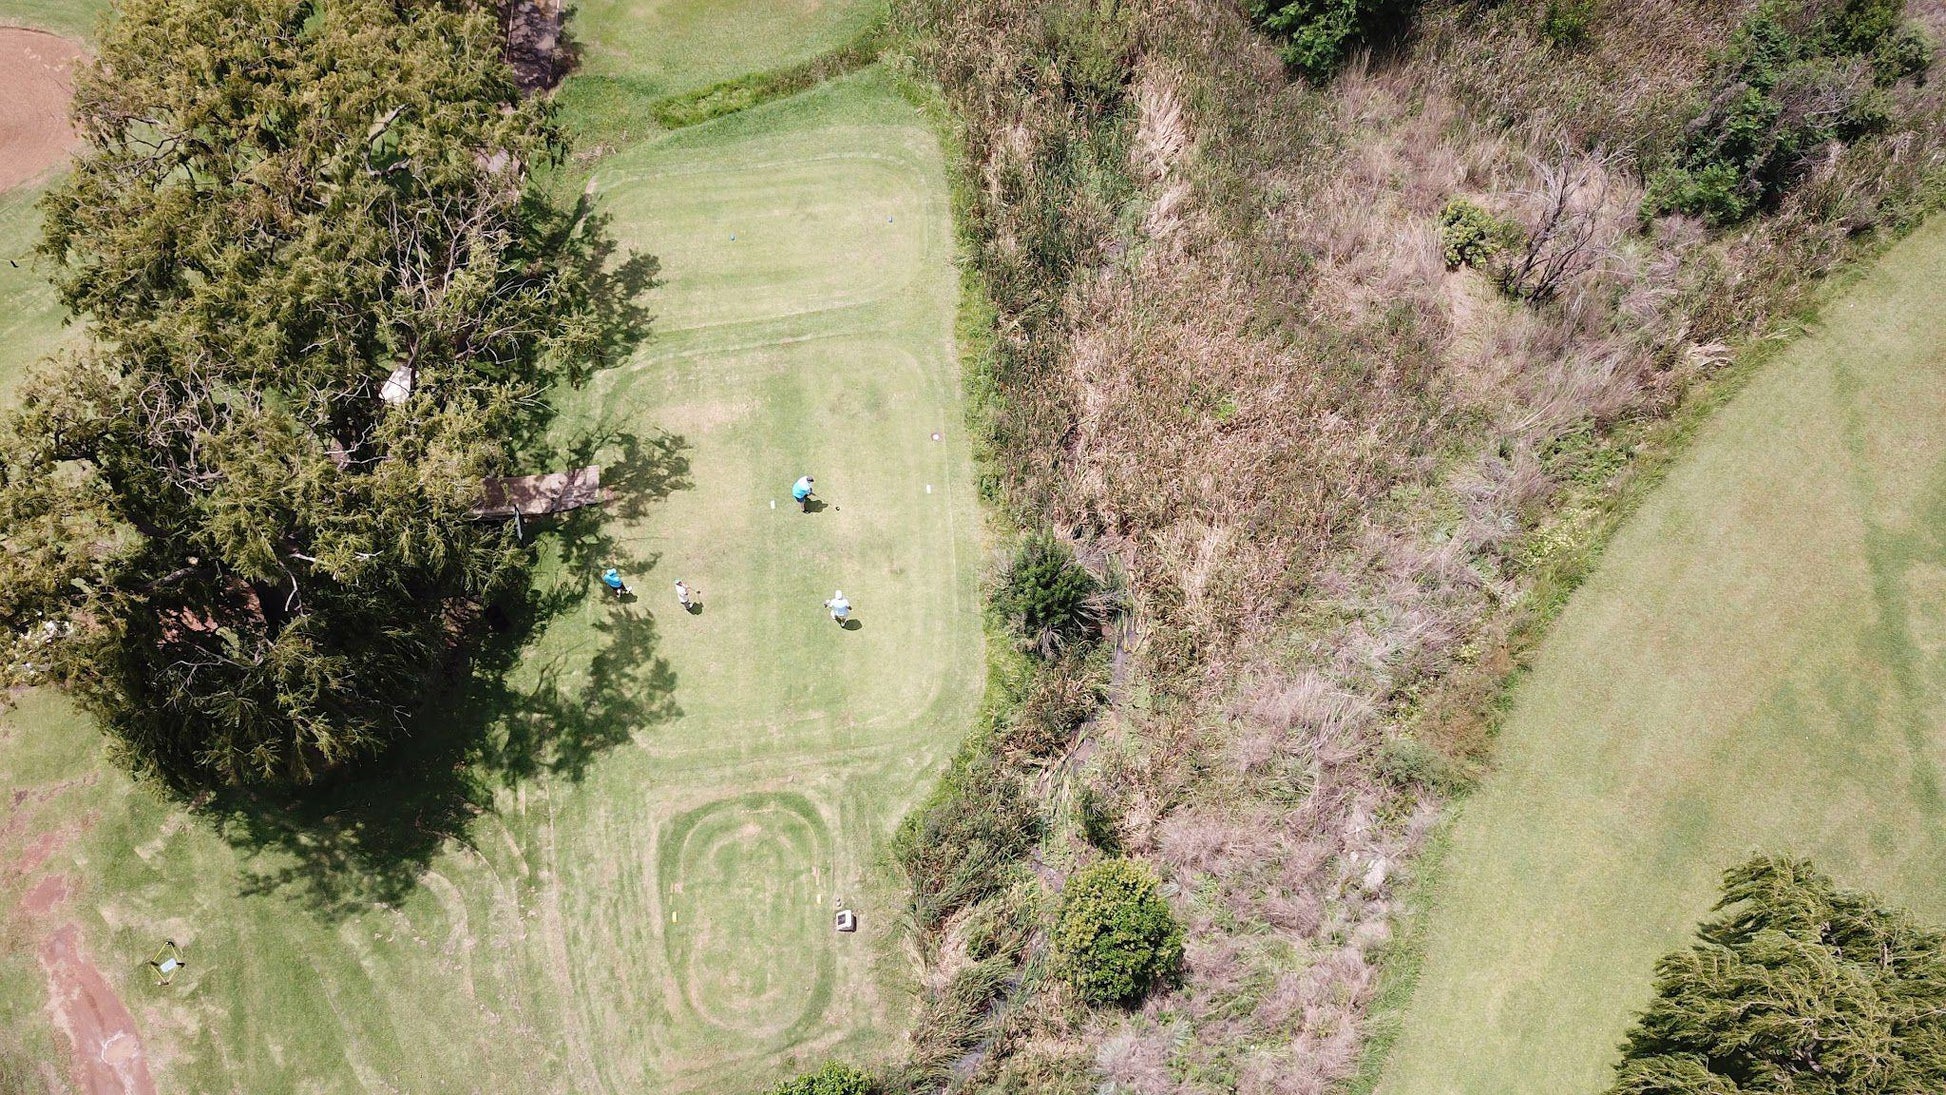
[572,424,692,525]
[181,177,675,919]
[210,437,691,919]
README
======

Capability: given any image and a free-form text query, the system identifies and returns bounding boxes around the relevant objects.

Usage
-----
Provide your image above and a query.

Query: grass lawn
[569,0,881,101]
[0,183,74,407]
[0,0,103,39]
[1374,214,1946,1094]
[0,3,981,1090]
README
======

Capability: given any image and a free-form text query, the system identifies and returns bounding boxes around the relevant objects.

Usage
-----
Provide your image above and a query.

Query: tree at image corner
[0,0,636,787]
[1606,855,1946,1095]
[1054,857,1184,1006]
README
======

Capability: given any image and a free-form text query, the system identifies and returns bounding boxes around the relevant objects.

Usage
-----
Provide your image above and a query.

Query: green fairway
[0,9,980,1091]
[1375,215,1946,1093]
[570,0,880,99]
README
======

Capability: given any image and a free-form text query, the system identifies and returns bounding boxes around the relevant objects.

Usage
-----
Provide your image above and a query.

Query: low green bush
[1872,24,1934,84]
[648,29,882,129]
[894,753,1044,933]
[999,658,1104,759]
[1437,198,1520,269]
[1053,858,1184,1005]
[768,1062,874,1095]
[1047,0,1139,116]
[1246,0,1422,82]
[996,534,1109,658]
[1075,781,1123,853]
[1539,0,1599,48]
[1375,735,1467,795]
[1645,0,1928,225]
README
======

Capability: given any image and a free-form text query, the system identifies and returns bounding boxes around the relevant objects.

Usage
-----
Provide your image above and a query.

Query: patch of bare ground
[892,0,1946,1089]
[3,771,152,1095]
[38,925,156,1095]
[0,29,84,193]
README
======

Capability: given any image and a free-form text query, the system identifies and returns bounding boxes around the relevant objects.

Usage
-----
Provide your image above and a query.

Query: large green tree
[0,0,628,786]
[1607,855,1946,1094]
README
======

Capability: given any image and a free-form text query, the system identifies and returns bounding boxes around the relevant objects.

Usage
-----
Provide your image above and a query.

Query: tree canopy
[1607,855,1946,1095]
[0,0,634,787]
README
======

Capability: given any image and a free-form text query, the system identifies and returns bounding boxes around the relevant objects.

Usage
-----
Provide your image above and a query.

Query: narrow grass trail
[0,2,982,1092]
[1376,216,1946,1094]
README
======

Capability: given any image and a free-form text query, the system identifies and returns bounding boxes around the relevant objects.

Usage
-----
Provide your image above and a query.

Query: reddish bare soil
[5,771,152,1095]
[0,28,84,192]
[38,925,157,1095]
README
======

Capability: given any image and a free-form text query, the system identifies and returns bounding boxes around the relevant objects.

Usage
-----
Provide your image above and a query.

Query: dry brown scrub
[895,0,1946,1090]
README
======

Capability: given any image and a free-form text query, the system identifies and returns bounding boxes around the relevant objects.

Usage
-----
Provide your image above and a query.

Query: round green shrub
[767,1061,872,1095]
[1053,858,1184,1005]
[996,534,1107,657]
[1437,198,1518,269]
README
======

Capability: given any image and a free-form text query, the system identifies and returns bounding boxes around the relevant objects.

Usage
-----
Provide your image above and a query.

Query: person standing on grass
[601,567,630,597]
[824,590,850,625]
[792,475,816,511]
[675,579,694,612]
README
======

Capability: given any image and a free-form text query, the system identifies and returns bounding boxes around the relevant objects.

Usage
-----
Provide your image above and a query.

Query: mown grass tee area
[1376,215,1946,1093]
[0,0,983,1091]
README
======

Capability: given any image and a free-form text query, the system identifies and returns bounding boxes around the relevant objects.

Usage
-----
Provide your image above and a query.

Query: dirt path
[4,769,152,1095]
[38,923,158,1095]
[0,28,84,193]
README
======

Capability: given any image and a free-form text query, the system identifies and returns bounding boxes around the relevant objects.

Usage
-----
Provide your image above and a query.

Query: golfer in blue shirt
[601,568,630,597]
[792,475,816,510]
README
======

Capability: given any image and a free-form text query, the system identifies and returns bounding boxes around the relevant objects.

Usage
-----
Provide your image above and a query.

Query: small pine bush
[769,1062,873,1095]
[1539,0,1599,48]
[1054,858,1184,1005]
[1437,198,1519,269]
[996,534,1108,658]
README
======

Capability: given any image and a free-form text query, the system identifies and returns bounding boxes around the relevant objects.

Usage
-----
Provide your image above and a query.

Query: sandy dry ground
[0,27,82,192]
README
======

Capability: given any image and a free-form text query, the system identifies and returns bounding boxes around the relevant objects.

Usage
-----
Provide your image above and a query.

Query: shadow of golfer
[841,618,862,631]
